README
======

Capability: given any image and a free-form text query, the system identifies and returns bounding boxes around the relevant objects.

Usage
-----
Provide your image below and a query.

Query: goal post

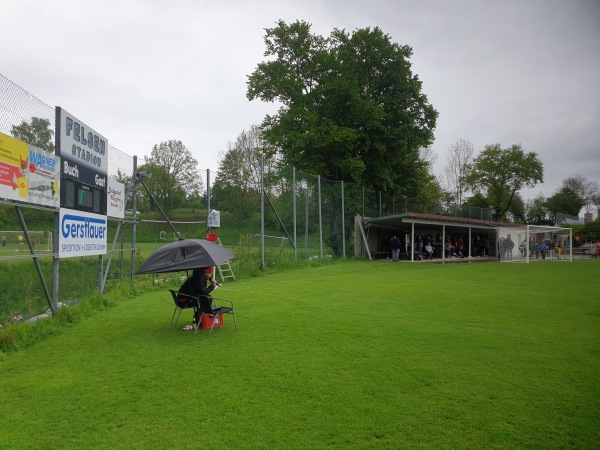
[497,225,572,263]
[0,230,53,252]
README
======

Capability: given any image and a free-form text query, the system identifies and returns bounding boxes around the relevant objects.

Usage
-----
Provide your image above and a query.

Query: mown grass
[0,259,599,449]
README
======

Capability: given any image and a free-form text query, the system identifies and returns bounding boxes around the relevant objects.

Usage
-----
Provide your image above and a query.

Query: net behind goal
[497,225,572,263]
[0,230,53,251]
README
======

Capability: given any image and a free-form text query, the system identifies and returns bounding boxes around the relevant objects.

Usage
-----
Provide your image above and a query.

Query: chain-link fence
[1,72,494,326]
[1,73,138,325]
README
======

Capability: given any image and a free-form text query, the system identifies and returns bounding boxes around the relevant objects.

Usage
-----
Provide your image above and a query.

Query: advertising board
[58,208,107,258]
[0,132,60,207]
[107,178,125,219]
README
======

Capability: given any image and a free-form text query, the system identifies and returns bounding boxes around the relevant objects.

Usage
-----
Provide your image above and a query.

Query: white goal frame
[497,225,572,263]
[0,230,53,251]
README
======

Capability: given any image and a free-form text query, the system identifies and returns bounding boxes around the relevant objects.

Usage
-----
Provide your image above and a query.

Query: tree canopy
[212,125,267,220]
[465,144,543,221]
[247,20,438,197]
[444,139,474,208]
[11,117,54,152]
[546,175,599,218]
[141,140,203,213]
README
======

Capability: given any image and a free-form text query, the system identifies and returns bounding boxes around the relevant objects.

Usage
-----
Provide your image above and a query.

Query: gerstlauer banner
[59,208,107,258]
[0,132,60,207]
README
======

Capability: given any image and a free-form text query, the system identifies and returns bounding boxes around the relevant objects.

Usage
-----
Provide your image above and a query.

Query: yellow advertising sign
[0,132,60,207]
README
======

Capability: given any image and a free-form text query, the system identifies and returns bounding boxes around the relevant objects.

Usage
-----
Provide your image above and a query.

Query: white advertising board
[207,209,220,228]
[59,208,107,258]
[107,178,125,219]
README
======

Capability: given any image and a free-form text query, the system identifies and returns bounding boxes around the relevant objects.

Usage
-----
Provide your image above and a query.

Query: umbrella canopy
[135,239,235,274]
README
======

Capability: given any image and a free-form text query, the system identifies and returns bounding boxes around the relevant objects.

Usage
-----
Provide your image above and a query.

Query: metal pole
[52,107,60,311]
[16,206,53,312]
[362,186,365,218]
[52,208,60,312]
[137,176,181,239]
[206,168,211,228]
[411,222,415,261]
[131,156,138,279]
[318,175,323,259]
[305,185,309,252]
[442,225,446,262]
[260,154,265,269]
[293,167,297,258]
[341,180,346,258]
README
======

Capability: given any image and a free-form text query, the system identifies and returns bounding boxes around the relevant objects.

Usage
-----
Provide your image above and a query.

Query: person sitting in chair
[178,267,218,328]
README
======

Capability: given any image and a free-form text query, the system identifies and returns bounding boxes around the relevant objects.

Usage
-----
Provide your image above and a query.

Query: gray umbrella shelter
[135,239,235,274]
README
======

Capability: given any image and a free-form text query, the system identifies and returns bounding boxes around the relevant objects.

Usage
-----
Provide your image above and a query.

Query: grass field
[0,259,599,448]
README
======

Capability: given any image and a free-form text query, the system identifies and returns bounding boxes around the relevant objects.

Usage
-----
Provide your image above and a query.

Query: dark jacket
[178,269,215,310]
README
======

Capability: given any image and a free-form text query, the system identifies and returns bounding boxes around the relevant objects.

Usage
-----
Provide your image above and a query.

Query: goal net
[247,233,292,247]
[0,230,53,252]
[496,225,572,263]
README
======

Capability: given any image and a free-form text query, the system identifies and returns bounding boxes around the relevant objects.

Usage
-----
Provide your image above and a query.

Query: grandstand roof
[363,212,524,231]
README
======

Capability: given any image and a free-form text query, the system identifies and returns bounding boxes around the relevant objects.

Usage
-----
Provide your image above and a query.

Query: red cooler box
[200,313,224,329]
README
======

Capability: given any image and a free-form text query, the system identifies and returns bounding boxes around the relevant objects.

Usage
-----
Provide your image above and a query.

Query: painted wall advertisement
[0,132,60,207]
[59,208,107,258]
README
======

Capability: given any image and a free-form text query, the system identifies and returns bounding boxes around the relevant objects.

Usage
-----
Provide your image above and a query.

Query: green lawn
[1,259,599,449]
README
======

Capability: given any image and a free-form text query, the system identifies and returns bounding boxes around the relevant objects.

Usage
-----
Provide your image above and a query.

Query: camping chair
[195,295,238,336]
[169,289,199,328]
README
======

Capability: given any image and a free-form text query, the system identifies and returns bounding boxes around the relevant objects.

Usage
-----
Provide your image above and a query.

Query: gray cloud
[2,0,598,204]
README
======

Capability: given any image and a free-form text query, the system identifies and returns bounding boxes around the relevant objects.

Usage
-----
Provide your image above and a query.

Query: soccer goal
[496,225,572,263]
[251,233,292,247]
[0,230,53,252]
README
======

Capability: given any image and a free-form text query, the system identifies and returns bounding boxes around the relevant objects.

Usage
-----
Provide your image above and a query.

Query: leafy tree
[444,139,474,208]
[506,193,526,223]
[136,163,186,213]
[591,194,600,217]
[248,21,437,255]
[211,125,264,219]
[465,144,543,221]
[525,194,552,225]
[247,20,438,195]
[142,140,202,213]
[186,192,204,214]
[550,175,600,215]
[11,117,54,152]
[545,187,582,218]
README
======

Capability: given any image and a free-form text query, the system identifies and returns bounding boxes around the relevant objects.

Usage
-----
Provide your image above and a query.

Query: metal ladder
[215,237,235,282]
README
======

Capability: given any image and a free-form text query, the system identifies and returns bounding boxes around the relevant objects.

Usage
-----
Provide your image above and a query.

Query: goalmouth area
[497,225,573,263]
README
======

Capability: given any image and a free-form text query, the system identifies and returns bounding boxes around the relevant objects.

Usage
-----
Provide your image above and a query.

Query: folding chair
[195,295,238,336]
[169,289,199,328]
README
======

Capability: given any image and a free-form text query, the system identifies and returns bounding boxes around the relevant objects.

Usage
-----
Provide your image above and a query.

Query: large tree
[11,117,54,152]
[444,139,474,208]
[545,176,599,220]
[247,21,438,256]
[465,144,543,221]
[525,194,552,225]
[247,20,438,197]
[212,125,268,220]
[562,175,599,213]
[142,140,203,213]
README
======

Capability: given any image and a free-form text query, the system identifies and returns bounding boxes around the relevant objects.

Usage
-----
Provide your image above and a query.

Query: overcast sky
[2,0,599,203]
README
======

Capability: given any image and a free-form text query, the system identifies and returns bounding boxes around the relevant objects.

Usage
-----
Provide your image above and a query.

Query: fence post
[341,180,346,258]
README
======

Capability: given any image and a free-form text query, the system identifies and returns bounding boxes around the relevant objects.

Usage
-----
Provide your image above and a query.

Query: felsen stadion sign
[56,108,108,258]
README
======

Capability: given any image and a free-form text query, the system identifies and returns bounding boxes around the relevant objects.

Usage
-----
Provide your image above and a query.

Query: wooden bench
[371,251,389,260]
[572,246,593,258]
